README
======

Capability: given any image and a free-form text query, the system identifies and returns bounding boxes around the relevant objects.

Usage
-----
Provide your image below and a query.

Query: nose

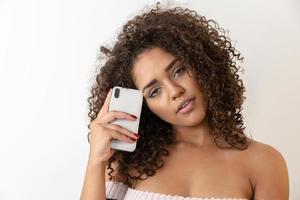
[167,81,185,101]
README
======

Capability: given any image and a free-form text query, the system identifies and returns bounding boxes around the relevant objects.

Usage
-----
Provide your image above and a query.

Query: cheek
[146,100,172,117]
[148,105,179,125]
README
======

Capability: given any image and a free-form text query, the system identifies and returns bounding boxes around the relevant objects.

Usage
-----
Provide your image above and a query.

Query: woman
[80,2,289,200]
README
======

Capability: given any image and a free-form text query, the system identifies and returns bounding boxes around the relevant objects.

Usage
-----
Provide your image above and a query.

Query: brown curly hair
[87,2,251,188]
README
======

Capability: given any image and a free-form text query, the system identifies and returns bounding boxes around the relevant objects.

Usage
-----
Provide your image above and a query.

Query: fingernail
[134,133,140,138]
[130,114,137,119]
[130,138,137,142]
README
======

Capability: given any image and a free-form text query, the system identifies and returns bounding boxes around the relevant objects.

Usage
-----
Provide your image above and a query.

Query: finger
[104,123,139,140]
[103,111,137,124]
[110,130,136,143]
[97,88,113,119]
[94,110,136,126]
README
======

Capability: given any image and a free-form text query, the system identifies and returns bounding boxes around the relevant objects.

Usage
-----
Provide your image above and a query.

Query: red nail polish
[130,114,137,119]
[134,133,140,138]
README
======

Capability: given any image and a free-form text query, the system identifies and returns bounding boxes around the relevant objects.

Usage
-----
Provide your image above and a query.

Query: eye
[148,87,160,98]
[148,66,187,98]
[173,66,186,78]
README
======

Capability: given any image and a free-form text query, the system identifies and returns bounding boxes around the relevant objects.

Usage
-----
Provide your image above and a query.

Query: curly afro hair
[87,2,251,188]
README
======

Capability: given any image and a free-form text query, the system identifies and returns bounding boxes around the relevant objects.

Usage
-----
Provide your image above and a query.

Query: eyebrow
[142,58,180,93]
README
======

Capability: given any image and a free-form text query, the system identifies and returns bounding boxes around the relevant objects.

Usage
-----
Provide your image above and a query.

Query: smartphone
[108,86,143,152]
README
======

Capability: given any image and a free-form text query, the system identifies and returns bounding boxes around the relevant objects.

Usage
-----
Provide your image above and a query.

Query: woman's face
[131,47,208,128]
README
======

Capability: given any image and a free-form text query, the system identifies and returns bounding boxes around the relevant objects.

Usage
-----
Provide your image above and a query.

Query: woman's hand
[87,88,140,164]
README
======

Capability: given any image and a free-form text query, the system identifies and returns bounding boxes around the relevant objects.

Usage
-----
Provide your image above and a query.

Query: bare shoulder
[244,138,289,199]
[245,138,286,162]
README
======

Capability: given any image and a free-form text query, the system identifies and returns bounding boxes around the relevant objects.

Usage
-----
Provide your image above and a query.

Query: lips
[176,97,195,113]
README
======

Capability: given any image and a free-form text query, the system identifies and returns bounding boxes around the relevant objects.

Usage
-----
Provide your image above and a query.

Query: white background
[0,0,299,199]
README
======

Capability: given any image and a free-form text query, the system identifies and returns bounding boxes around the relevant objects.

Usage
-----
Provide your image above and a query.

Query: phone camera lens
[114,88,120,98]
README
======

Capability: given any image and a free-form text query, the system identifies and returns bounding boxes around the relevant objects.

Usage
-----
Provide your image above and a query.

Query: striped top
[105,181,249,200]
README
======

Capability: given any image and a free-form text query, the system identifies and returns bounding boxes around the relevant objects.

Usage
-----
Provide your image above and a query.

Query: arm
[251,144,289,200]
[80,159,107,200]
[80,158,126,200]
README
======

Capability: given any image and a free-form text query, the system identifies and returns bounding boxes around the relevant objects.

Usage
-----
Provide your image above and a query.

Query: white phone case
[108,86,143,152]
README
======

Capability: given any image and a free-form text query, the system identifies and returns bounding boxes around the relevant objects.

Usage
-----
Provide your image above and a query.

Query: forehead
[132,48,177,89]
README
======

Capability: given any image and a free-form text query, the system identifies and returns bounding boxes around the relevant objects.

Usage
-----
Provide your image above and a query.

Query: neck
[171,117,215,149]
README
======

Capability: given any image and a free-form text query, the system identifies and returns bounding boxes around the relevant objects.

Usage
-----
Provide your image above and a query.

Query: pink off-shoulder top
[105,181,249,200]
